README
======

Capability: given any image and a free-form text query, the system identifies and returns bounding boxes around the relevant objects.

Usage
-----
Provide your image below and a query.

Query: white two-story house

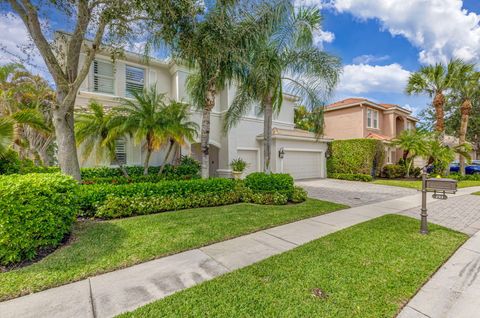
[68,35,331,179]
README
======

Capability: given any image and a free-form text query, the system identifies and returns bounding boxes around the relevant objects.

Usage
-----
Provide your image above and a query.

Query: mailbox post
[419,168,458,234]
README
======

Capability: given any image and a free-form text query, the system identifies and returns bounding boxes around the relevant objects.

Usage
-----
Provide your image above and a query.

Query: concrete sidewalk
[1,188,479,318]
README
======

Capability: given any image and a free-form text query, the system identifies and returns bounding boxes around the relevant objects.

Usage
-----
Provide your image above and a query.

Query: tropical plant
[224,3,341,173]
[157,101,198,175]
[75,101,129,177]
[0,64,54,164]
[424,135,456,175]
[449,62,479,175]
[0,118,13,158]
[406,60,463,133]
[294,105,324,137]
[110,86,197,175]
[230,158,248,172]
[392,130,428,177]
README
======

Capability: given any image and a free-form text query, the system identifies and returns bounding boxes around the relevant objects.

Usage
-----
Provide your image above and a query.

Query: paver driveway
[296,178,417,207]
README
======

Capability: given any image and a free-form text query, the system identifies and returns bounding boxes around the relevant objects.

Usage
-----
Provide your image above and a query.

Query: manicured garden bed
[120,215,467,318]
[373,179,480,189]
[0,198,346,301]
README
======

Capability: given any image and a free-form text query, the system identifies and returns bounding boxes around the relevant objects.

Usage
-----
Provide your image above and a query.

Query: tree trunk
[433,92,446,133]
[263,96,273,174]
[200,84,216,179]
[52,94,81,181]
[159,139,174,175]
[459,99,472,175]
[143,149,152,175]
[38,147,51,166]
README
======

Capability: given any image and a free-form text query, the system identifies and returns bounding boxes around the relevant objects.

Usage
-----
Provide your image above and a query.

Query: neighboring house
[323,98,419,164]
[66,36,330,179]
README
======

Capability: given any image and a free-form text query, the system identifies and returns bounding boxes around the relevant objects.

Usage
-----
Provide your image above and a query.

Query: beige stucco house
[70,43,330,179]
[323,98,419,164]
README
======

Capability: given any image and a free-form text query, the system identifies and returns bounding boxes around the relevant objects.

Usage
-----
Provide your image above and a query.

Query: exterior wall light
[278,147,285,159]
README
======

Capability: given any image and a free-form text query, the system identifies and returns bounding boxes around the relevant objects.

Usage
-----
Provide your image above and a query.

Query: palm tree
[75,101,129,177]
[224,4,342,173]
[392,130,428,177]
[157,101,198,174]
[170,1,270,178]
[110,85,186,175]
[0,117,13,158]
[450,63,479,175]
[406,60,462,133]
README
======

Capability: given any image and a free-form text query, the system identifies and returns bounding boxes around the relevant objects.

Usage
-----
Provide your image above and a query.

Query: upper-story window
[367,108,379,129]
[93,60,114,94]
[126,65,145,98]
[406,121,414,131]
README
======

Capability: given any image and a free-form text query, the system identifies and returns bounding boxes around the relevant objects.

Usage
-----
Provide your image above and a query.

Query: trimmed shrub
[382,164,406,179]
[327,139,385,176]
[329,173,373,182]
[0,150,59,175]
[291,186,308,203]
[250,192,288,205]
[80,156,200,180]
[0,173,79,265]
[96,191,242,219]
[449,173,480,181]
[77,178,237,216]
[244,173,294,199]
[81,172,200,185]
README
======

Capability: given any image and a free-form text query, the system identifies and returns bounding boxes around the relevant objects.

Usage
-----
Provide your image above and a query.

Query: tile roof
[366,132,391,141]
[325,98,368,108]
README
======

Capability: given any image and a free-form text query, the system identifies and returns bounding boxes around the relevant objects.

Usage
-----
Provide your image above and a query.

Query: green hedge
[77,178,238,216]
[329,173,373,182]
[244,173,294,199]
[0,150,59,175]
[0,173,78,265]
[327,139,385,176]
[448,173,480,181]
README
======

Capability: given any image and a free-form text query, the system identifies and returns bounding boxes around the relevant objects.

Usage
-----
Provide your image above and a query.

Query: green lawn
[0,199,346,301]
[120,215,467,318]
[373,179,480,190]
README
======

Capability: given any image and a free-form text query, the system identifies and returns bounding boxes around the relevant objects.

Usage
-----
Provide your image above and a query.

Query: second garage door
[283,150,323,179]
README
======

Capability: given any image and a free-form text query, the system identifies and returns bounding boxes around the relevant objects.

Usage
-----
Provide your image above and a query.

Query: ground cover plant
[0,198,346,301]
[120,215,467,318]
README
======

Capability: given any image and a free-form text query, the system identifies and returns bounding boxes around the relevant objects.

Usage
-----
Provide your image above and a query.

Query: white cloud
[333,0,480,64]
[314,29,335,46]
[337,63,411,94]
[352,54,389,64]
[0,13,50,79]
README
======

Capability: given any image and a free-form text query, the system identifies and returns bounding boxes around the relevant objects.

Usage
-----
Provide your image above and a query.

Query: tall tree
[6,0,200,180]
[450,63,479,174]
[225,3,341,173]
[75,101,129,177]
[165,0,266,178]
[406,60,462,133]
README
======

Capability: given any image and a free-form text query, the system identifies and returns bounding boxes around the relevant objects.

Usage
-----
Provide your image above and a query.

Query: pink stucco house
[323,98,419,164]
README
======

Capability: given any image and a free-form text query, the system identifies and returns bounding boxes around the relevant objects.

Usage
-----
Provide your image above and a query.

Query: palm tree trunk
[433,92,446,133]
[200,84,216,179]
[263,96,273,174]
[144,133,153,175]
[459,99,472,175]
[159,139,174,175]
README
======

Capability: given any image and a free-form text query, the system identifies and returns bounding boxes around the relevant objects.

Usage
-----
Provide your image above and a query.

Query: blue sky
[2,0,480,117]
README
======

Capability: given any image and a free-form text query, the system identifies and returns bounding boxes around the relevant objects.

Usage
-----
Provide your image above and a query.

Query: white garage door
[237,149,259,176]
[283,150,323,179]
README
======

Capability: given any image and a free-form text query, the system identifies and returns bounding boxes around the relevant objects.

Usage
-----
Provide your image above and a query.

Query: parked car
[449,160,480,175]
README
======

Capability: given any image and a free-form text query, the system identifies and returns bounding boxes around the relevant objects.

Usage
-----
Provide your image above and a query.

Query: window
[367,108,379,129]
[112,138,127,165]
[93,60,114,94]
[126,65,145,98]
[386,149,392,164]
[407,121,414,131]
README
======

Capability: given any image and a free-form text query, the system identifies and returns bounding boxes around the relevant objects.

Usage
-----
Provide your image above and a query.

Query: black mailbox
[425,178,458,194]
